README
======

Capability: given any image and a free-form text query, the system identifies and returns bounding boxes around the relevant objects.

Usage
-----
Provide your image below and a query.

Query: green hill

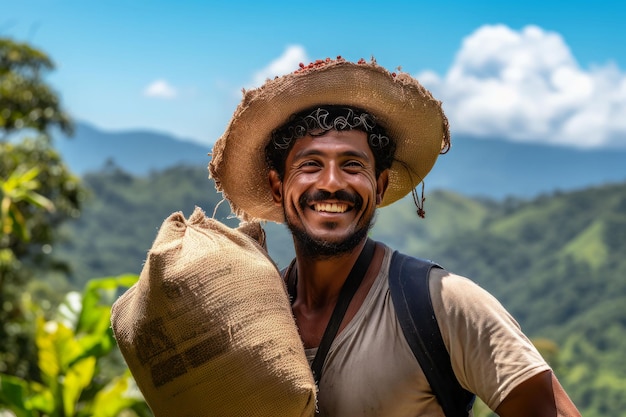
[55,164,239,285]
[53,165,626,416]
[373,184,626,416]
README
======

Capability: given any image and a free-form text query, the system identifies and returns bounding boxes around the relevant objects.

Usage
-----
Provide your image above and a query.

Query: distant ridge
[55,122,626,200]
[54,122,210,175]
[428,135,626,199]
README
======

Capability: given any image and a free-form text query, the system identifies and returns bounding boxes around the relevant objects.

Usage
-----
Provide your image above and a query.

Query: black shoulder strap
[309,239,375,384]
[281,240,376,385]
[388,251,475,417]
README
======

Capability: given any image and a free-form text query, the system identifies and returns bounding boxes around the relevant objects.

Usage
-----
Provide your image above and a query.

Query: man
[209,57,580,416]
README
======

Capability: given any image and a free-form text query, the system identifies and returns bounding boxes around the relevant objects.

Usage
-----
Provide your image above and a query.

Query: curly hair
[265,105,396,179]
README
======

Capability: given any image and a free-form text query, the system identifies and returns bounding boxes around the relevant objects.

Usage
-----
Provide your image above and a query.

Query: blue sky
[3,0,625,149]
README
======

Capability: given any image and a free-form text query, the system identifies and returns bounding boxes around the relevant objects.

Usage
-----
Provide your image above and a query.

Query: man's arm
[495,370,581,417]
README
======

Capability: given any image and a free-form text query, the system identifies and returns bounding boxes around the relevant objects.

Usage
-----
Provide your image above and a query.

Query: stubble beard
[285,206,377,260]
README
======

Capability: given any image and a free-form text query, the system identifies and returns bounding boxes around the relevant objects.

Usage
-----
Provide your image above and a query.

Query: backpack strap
[388,251,475,417]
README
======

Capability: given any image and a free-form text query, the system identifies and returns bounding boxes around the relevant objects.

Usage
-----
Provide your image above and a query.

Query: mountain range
[54,122,626,200]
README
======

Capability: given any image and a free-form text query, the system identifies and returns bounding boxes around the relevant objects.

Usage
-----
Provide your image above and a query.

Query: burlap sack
[111,207,316,417]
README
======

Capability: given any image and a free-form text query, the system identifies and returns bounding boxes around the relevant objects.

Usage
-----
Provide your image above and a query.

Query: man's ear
[268,169,283,205]
[376,169,390,205]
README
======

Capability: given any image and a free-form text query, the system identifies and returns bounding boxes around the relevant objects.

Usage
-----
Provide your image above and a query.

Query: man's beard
[285,190,376,260]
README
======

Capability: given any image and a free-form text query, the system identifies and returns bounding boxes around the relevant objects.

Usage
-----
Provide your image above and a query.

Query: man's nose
[317,163,346,192]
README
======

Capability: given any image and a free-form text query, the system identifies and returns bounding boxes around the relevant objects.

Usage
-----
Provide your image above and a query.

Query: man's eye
[344,161,364,169]
[300,161,320,168]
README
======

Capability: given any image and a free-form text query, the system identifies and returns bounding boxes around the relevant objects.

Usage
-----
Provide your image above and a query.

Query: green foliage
[472,398,496,417]
[371,190,493,256]
[1,164,54,240]
[0,275,151,417]
[0,138,85,379]
[0,38,72,138]
[54,164,236,285]
[0,36,84,380]
[551,297,626,417]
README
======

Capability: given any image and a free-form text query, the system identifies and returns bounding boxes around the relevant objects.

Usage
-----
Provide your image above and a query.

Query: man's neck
[292,239,368,310]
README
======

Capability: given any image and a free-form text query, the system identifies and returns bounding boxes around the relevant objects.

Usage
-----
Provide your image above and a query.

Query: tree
[0,38,72,139]
[0,37,84,380]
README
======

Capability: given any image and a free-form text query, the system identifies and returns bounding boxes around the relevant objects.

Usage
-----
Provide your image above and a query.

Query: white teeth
[314,203,348,213]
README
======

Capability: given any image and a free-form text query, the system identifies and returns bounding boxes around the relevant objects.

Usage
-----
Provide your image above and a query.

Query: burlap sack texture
[111,207,316,417]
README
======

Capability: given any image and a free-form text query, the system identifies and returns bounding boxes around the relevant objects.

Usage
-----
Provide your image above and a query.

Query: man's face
[269,129,388,258]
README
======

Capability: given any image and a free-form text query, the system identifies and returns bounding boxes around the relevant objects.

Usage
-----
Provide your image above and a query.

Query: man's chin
[287,223,371,260]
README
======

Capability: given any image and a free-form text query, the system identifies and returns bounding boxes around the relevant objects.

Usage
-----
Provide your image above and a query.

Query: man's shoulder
[389,250,442,268]
[385,249,438,281]
[384,247,486,305]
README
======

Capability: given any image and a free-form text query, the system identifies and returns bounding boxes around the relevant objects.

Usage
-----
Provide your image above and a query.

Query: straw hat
[209,57,449,223]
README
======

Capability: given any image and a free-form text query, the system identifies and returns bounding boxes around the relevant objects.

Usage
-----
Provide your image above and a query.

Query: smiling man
[268,111,387,259]
[209,57,580,416]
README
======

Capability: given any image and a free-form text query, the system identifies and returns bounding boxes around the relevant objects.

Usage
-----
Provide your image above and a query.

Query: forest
[2,36,625,417]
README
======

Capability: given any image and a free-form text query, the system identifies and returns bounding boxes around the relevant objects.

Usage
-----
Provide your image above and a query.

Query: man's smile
[312,202,350,213]
[301,190,361,216]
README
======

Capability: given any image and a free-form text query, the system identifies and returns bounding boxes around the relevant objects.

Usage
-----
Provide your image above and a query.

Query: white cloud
[143,79,178,99]
[250,45,309,88]
[417,24,626,149]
